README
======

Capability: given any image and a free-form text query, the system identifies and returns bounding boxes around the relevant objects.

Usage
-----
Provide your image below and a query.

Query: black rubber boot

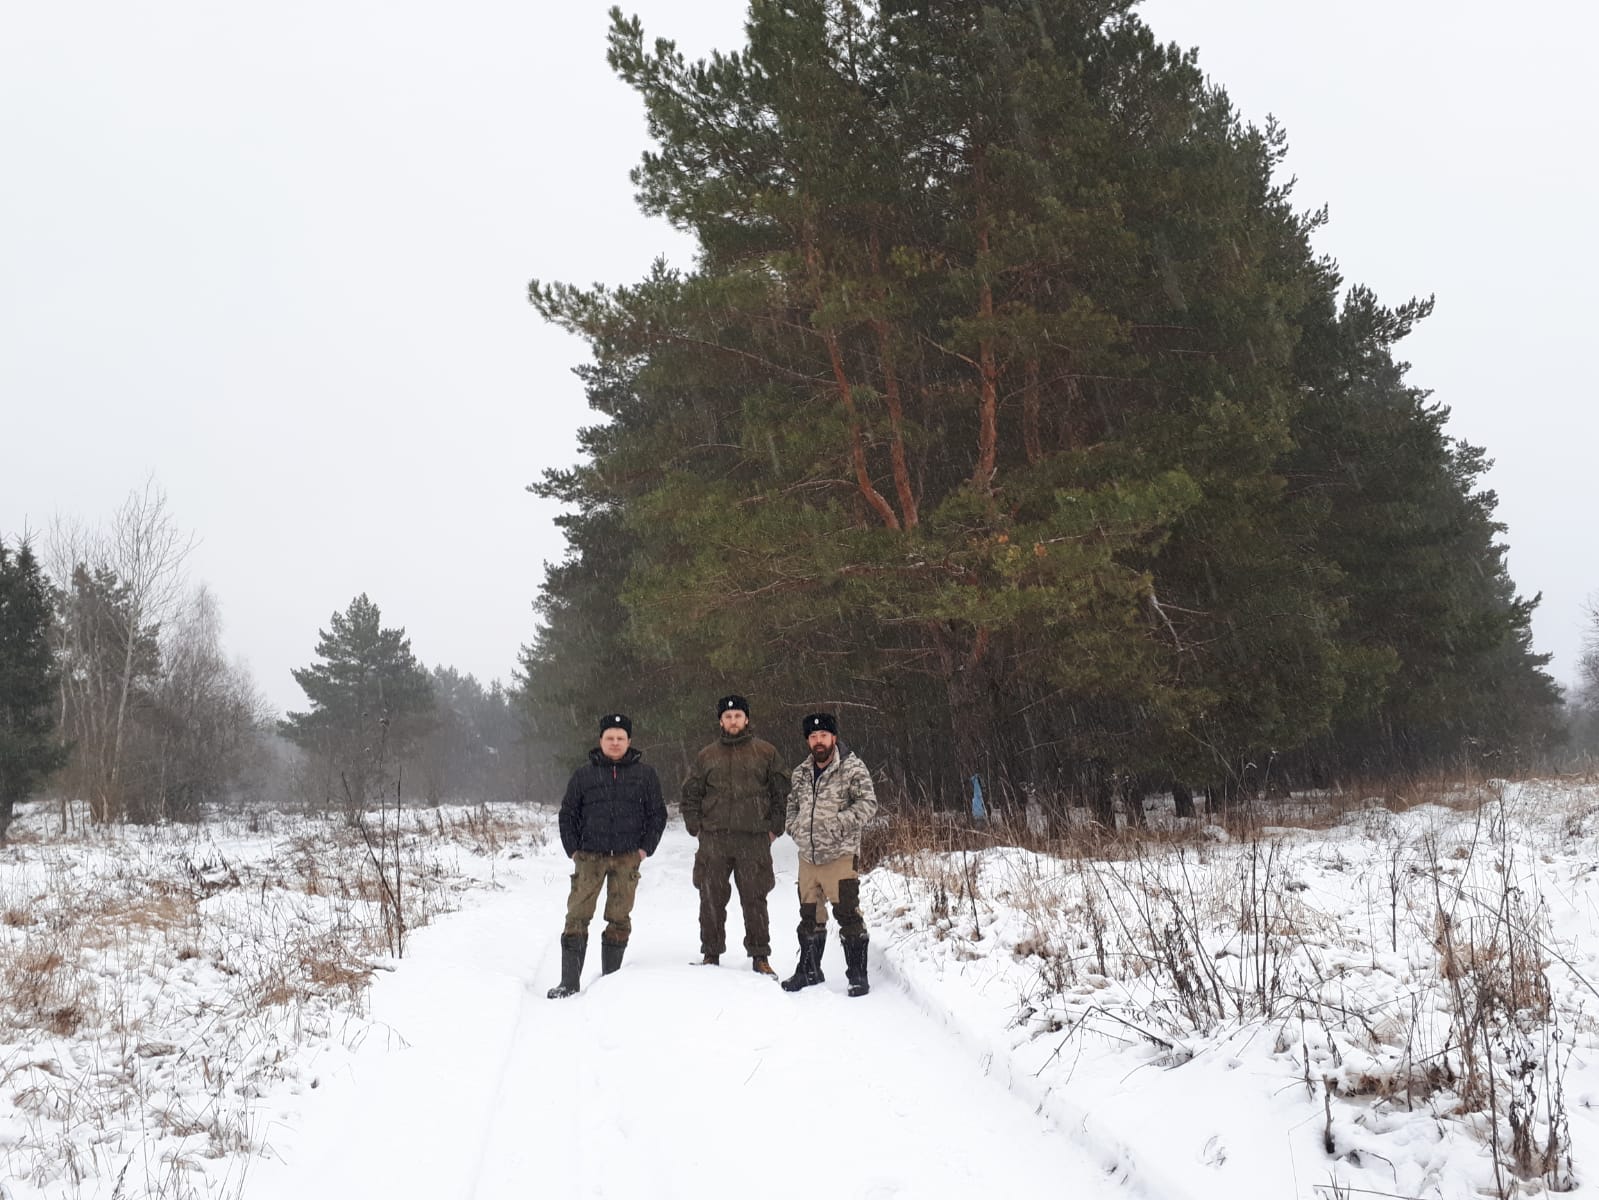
[792,903,821,947]
[843,935,870,997]
[546,933,587,999]
[601,939,626,975]
[782,928,827,992]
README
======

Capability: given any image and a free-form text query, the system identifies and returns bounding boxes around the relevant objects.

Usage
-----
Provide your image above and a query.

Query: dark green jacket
[680,729,787,837]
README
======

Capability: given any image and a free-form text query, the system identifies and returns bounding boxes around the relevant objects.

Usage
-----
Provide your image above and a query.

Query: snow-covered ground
[5,779,1599,1199]
[865,781,1599,1200]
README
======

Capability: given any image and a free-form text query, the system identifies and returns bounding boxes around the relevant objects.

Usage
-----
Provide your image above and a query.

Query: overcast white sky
[2,1,1594,718]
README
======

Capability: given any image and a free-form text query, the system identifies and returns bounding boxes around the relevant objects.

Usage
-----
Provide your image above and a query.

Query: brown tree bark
[933,622,995,814]
[1022,357,1042,466]
[804,213,900,530]
[972,146,999,491]
[868,229,919,529]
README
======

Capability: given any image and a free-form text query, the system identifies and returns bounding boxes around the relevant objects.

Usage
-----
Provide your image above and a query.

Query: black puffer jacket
[558,747,668,858]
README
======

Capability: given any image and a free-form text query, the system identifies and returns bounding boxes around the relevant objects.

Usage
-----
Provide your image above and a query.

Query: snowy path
[247,827,1116,1200]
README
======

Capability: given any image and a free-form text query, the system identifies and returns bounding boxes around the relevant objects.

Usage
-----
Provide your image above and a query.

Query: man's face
[807,730,836,764]
[599,728,631,760]
[719,708,748,735]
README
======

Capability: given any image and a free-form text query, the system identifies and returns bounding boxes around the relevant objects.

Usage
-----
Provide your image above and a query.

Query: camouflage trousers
[692,831,775,958]
[563,850,642,944]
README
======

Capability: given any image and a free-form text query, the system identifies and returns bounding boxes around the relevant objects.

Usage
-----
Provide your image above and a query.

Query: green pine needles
[519,1,1559,809]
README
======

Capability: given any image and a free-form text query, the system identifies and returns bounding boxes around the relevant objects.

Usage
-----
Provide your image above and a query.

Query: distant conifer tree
[281,594,434,820]
[0,539,69,840]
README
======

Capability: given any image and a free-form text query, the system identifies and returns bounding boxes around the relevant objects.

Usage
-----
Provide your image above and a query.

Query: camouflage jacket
[785,748,878,866]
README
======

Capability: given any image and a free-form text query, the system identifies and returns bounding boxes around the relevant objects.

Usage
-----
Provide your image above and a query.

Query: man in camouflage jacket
[781,711,878,997]
[680,694,788,974]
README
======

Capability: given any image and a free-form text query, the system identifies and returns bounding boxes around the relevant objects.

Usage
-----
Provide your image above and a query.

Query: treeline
[517,1,1562,818]
[1,486,265,838]
[1,491,539,841]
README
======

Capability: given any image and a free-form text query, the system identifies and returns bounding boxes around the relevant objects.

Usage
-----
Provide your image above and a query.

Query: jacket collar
[589,746,642,768]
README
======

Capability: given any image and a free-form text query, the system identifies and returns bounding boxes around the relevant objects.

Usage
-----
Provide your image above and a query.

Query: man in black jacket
[547,713,668,999]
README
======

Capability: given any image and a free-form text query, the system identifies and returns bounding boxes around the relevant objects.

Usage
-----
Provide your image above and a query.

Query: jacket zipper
[808,756,830,862]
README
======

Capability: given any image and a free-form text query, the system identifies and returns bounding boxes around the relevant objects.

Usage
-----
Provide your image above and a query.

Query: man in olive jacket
[680,694,788,975]
[782,711,878,997]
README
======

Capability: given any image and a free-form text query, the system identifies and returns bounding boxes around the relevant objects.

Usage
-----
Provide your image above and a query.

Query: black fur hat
[801,712,838,737]
[598,712,633,736]
[718,694,750,717]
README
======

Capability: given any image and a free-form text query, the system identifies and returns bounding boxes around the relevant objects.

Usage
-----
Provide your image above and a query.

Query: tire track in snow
[467,830,1121,1200]
[460,884,561,1200]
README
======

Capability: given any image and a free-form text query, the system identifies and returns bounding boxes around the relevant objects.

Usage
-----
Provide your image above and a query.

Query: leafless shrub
[252,930,374,1009]
[1411,794,1577,1195]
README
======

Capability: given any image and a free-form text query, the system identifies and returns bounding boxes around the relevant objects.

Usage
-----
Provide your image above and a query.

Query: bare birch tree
[43,485,194,824]
[103,481,194,820]
[139,584,267,821]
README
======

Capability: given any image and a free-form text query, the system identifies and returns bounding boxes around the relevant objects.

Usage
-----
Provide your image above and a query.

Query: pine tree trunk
[1172,781,1196,819]
[1122,778,1147,826]
[972,144,998,491]
[1088,770,1116,829]
[803,210,899,530]
[869,230,919,529]
[1023,358,1042,466]
[934,624,992,816]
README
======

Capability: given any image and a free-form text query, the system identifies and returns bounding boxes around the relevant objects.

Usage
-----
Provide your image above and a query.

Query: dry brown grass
[1334,1061,1455,1105]
[866,767,1570,865]
[253,935,373,1009]
[79,890,200,949]
[430,801,537,856]
[2,942,87,1037]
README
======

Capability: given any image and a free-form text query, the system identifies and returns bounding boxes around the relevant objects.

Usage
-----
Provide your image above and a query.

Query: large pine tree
[522,0,1559,810]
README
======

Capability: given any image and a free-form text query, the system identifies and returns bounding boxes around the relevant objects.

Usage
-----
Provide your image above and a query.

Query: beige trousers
[796,854,860,934]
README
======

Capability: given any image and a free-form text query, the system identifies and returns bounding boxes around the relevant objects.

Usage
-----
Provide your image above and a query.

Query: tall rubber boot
[546,934,587,999]
[601,938,626,975]
[782,929,827,992]
[843,935,870,997]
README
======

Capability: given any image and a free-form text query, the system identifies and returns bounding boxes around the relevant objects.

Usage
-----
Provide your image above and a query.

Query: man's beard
[811,745,832,765]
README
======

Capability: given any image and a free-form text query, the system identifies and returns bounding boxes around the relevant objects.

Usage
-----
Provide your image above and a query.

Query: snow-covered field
[4,779,1598,1199]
